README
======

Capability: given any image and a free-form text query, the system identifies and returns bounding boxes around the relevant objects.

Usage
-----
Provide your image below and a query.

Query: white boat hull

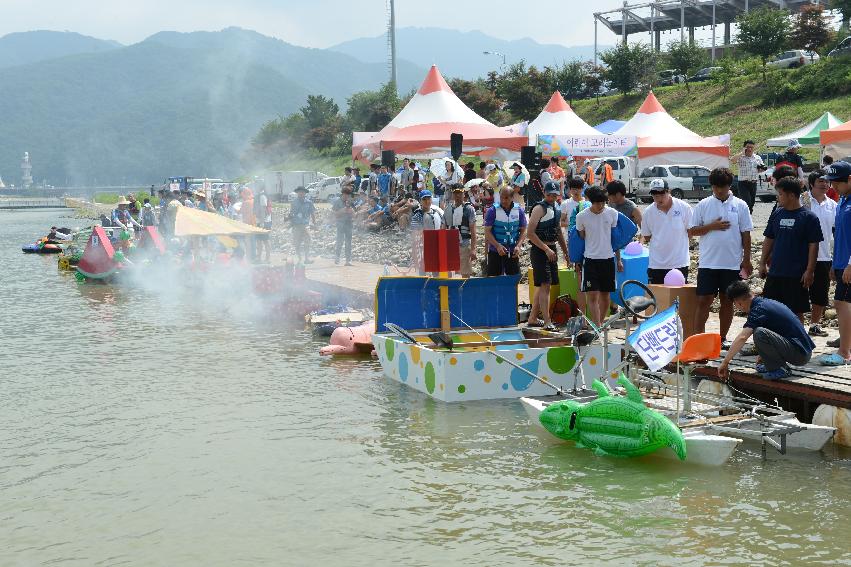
[520,397,742,467]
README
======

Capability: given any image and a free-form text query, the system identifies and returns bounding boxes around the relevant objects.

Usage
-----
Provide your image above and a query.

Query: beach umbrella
[429,157,460,179]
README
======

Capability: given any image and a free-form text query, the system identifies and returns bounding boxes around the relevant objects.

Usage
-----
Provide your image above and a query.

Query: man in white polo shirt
[688,168,754,348]
[641,178,693,283]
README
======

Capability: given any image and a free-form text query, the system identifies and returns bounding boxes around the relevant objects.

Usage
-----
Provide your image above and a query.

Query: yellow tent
[173,206,269,237]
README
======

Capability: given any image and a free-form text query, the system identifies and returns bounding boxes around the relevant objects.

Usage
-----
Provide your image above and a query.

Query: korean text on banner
[536,135,638,158]
[627,302,682,371]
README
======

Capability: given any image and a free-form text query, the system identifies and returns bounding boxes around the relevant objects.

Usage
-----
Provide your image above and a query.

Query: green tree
[792,4,834,59]
[300,95,340,129]
[553,60,587,104]
[495,61,556,121]
[600,42,656,94]
[710,57,741,101]
[666,39,707,89]
[831,0,851,29]
[736,7,790,79]
[346,83,401,132]
[583,63,605,101]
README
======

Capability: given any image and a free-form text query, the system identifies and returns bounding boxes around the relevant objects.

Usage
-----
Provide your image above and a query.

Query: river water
[2,209,850,566]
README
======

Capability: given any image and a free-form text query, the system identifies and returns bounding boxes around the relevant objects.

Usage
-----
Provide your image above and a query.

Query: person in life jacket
[583,159,595,187]
[444,184,478,277]
[602,160,614,186]
[484,186,528,276]
[526,182,569,330]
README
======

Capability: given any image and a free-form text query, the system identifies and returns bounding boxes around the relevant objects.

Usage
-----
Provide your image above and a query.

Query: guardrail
[0,198,68,209]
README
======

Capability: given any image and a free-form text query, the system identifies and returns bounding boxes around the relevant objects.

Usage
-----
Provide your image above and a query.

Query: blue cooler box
[611,245,649,306]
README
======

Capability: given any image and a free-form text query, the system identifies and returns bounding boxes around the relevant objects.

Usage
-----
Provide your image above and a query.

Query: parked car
[658,69,685,86]
[312,176,342,202]
[828,37,851,58]
[688,67,721,82]
[767,49,819,69]
[590,156,636,188]
[633,165,712,202]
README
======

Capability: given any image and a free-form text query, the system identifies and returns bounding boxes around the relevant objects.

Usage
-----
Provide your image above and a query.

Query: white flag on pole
[627,303,681,371]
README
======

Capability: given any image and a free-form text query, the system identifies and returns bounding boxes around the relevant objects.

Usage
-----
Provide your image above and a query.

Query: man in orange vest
[603,161,615,185]
[583,159,595,186]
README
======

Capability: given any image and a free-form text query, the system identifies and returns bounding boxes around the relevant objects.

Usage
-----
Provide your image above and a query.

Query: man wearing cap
[776,139,805,180]
[734,140,765,213]
[444,185,477,277]
[817,161,851,365]
[332,188,355,266]
[641,178,693,284]
[548,157,566,194]
[688,168,754,348]
[290,186,315,264]
[509,163,528,209]
[140,199,157,227]
[527,182,569,329]
[411,190,445,273]
[484,187,528,277]
[111,196,142,232]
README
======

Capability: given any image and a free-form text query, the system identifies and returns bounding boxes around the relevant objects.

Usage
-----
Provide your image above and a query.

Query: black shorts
[531,244,560,286]
[810,261,831,307]
[487,250,520,276]
[582,258,615,292]
[835,269,851,302]
[696,268,740,297]
[647,267,690,285]
[762,275,810,314]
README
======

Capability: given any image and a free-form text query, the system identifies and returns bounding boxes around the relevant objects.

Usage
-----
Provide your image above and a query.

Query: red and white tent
[527,91,599,145]
[614,92,729,170]
[352,66,526,161]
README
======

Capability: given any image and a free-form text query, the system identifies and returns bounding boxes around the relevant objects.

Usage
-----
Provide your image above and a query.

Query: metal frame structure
[593,0,813,64]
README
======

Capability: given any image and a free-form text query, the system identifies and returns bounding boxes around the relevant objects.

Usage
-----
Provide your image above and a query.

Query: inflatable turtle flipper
[617,373,644,403]
[591,380,610,398]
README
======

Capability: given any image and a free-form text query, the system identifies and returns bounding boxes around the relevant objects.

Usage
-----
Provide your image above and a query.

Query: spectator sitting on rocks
[389,193,417,230]
[366,196,392,232]
[358,195,382,224]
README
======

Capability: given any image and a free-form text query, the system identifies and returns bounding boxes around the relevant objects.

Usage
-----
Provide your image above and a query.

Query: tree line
[245,3,851,168]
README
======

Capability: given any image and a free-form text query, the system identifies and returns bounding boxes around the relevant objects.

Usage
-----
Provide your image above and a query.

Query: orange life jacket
[584,165,595,184]
[603,163,614,184]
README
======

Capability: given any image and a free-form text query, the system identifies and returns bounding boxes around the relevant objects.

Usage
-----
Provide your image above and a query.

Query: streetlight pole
[483,50,506,70]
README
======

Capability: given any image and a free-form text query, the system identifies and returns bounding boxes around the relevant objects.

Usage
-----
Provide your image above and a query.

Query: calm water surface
[1,209,850,566]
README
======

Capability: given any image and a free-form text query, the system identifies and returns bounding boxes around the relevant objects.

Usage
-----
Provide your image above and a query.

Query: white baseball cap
[649,178,668,192]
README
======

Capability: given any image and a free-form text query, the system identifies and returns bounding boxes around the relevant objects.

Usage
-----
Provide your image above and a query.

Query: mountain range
[330,27,602,79]
[0,28,601,186]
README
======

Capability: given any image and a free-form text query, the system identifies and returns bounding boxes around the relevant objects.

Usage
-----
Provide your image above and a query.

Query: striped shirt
[737,153,764,182]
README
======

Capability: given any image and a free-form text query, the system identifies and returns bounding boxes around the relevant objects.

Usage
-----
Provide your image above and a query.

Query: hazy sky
[3,0,639,48]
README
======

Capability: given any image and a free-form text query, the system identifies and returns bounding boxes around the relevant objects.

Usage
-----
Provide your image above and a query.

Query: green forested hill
[0,28,422,186]
[0,30,120,69]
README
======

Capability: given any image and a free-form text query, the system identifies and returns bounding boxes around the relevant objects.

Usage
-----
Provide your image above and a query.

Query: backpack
[551,295,579,325]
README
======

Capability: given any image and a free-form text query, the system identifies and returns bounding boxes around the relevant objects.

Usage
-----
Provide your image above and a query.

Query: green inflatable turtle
[539,374,687,461]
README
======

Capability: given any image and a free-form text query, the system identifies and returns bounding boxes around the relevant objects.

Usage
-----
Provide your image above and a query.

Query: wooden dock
[287,254,850,425]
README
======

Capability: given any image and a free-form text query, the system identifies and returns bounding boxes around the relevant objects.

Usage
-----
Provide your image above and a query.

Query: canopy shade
[820,118,851,159]
[594,119,626,135]
[613,92,729,169]
[767,112,843,148]
[527,91,599,146]
[352,66,525,161]
[174,206,269,237]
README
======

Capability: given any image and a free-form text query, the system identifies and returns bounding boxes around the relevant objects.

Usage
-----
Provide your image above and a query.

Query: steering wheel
[619,279,657,319]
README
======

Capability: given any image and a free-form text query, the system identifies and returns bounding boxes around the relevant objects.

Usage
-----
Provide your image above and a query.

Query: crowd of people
[307,147,849,381]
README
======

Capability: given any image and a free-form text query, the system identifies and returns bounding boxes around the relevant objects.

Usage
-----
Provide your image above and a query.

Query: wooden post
[440,285,450,332]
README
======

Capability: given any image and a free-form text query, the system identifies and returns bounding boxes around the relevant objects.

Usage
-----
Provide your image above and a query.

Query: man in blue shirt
[377,166,393,197]
[719,281,815,380]
[758,177,823,321]
[819,161,851,365]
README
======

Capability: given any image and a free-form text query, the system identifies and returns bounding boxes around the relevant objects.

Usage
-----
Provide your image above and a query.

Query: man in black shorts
[758,177,823,323]
[688,168,754,347]
[526,182,569,329]
[575,186,622,326]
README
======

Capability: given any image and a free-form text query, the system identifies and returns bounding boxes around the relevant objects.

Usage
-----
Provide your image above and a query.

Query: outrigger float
[371,251,836,465]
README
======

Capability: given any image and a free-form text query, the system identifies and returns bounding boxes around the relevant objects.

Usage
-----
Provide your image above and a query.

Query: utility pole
[389,0,397,94]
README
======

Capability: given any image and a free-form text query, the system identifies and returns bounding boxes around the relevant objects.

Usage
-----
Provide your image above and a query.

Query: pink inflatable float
[319,322,376,356]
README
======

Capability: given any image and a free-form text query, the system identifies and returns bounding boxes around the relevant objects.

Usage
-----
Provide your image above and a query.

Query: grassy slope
[258,152,352,179]
[573,73,851,161]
